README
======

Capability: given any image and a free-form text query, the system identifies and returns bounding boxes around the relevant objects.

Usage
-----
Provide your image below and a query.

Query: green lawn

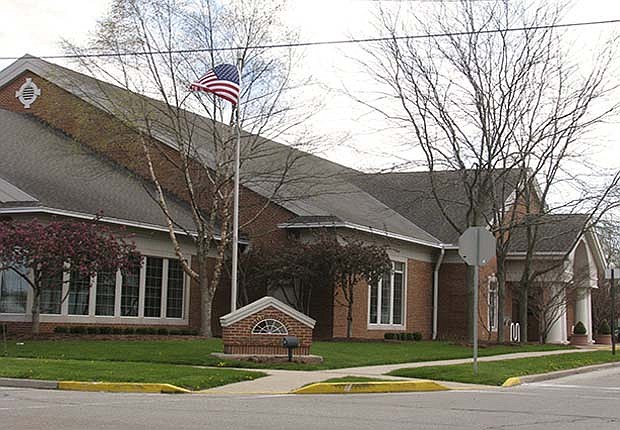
[0,357,264,391]
[388,351,620,386]
[1,338,570,370]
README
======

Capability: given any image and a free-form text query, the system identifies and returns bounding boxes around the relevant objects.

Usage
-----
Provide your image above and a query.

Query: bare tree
[63,0,322,336]
[354,0,620,342]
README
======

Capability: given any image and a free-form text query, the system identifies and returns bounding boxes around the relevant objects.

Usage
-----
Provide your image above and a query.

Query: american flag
[190,63,240,105]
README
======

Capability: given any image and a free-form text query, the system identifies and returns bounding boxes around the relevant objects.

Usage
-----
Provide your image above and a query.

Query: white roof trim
[278,220,445,249]
[0,205,243,243]
[220,296,316,328]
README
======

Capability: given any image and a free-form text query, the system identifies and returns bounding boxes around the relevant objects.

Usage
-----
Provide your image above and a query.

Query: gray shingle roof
[0,108,198,233]
[0,56,441,246]
[507,214,589,254]
[351,170,522,244]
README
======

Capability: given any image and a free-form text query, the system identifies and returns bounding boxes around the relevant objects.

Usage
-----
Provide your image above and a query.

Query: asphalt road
[1,367,619,430]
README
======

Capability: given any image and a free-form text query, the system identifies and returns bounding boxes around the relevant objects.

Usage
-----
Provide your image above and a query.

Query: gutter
[278,220,444,249]
[0,206,247,244]
[432,246,445,340]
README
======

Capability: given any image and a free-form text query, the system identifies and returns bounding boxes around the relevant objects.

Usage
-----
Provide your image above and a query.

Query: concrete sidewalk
[202,348,595,394]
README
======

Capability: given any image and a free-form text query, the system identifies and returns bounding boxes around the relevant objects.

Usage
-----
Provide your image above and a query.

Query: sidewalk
[202,347,596,394]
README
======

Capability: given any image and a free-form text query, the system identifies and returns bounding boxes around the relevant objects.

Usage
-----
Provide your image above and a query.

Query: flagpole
[230,53,242,313]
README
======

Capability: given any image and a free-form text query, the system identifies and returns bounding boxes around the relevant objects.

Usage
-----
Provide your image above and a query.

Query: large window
[40,273,63,315]
[488,274,498,332]
[166,259,184,318]
[0,267,29,314]
[369,261,405,326]
[121,262,140,317]
[95,271,116,316]
[144,257,163,318]
[68,271,90,315]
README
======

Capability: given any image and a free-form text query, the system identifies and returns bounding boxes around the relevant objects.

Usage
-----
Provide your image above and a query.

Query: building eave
[0,205,246,243]
[278,220,447,249]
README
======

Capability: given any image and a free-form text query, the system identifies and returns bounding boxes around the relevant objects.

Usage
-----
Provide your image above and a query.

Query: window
[166,259,184,318]
[369,261,405,326]
[144,257,163,317]
[0,267,29,314]
[95,271,116,316]
[68,271,90,315]
[121,261,140,317]
[40,273,63,314]
[252,319,288,334]
[488,274,498,331]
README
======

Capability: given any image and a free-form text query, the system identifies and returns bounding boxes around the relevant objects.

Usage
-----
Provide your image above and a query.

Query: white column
[575,287,591,343]
[547,284,567,344]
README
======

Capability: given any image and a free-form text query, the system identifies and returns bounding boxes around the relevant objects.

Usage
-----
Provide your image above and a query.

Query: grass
[1,338,571,370]
[0,357,264,391]
[388,351,620,386]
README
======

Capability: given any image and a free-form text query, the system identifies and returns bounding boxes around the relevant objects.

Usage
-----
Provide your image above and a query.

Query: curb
[291,380,450,395]
[0,378,190,394]
[501,361,620,387]
[58,381,191,394]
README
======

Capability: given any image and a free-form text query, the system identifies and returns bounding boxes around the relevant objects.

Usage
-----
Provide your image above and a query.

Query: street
[1,367,619,430]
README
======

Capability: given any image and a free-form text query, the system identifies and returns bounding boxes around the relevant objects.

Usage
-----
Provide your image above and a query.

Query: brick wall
[331,258,434,339]
[437,260,508,342]
[221,306,313,355]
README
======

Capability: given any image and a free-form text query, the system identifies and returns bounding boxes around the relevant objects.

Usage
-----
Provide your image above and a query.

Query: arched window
[252,319,288,335]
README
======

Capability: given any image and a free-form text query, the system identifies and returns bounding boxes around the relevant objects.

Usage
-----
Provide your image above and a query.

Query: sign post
[459,227,496,375]
[605,267,618,356]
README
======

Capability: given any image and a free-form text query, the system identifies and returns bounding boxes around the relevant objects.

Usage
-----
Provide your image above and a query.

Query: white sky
[1,0,620,177]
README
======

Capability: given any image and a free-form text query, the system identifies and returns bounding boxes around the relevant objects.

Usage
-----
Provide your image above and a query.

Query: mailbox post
[282,336,299,362]
[459,227,496,376]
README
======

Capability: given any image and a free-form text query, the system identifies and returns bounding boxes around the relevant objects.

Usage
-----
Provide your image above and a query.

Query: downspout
[432,246,445,340]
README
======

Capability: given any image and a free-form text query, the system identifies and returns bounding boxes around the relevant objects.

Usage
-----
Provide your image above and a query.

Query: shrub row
[384,332,423,341]
[53,326,199,336]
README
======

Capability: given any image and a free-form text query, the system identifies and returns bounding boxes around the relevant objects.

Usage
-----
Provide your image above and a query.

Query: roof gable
[220,296,316,328]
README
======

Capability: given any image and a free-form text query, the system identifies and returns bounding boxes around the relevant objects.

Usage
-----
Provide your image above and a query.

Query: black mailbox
[282,336,299,362]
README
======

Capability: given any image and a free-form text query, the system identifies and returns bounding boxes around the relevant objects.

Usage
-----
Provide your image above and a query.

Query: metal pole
[612,270,616,356]
[230,53,242,313]
[473,229,479,375]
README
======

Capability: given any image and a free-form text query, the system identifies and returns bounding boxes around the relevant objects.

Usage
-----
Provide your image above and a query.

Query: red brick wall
[221,306,313,355]
[331,258,434,339]
[437,260,504,341]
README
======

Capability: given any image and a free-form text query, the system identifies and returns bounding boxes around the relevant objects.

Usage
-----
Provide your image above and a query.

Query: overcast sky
[2,0,620,176]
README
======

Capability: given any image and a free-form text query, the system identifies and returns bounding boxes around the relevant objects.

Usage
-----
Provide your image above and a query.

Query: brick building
[0,55,606,342]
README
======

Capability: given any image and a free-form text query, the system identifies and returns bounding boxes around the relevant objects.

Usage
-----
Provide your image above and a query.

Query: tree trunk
[346,304,353,339]
[31,288,40,335]
[199,259,214,337]
[519,286,528,344]
[496,263,506,344]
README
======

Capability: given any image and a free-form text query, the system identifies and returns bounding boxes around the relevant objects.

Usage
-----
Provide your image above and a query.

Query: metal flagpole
[230,53,242,313]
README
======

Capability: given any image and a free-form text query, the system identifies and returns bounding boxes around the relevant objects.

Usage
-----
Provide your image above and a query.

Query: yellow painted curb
[57,381,191,394]
[291,380,450,395]
[501,377,522,387]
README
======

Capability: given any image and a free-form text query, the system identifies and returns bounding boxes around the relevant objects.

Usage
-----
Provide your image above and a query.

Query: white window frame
[367,260,407,330]
[0,266,30,315]
[0,255,188,325]
[488,274,498,332]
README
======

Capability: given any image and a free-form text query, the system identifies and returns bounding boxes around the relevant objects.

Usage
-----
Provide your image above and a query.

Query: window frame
[0,266,30,315]
[488,274,499,332]
[367,259,407,330]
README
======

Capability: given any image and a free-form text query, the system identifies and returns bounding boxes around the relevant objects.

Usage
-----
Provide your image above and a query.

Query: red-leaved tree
[0,219,140,334]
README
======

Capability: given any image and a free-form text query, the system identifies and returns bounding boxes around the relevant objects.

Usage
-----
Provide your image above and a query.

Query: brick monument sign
[218,296,318,361]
